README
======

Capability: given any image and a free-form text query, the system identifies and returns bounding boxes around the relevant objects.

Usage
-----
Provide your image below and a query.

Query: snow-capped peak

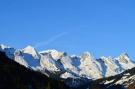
[23,45,35,52]
[81,52,94,61]
[0,44,10,51]
[40,49,65,60]
[100,56,114,65]
[79,52,102,79]
[22,45,39,59]
[115,53,135,70]
[117,53,131,63]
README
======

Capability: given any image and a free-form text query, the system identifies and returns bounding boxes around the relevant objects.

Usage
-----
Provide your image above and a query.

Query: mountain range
[0,44,135,89]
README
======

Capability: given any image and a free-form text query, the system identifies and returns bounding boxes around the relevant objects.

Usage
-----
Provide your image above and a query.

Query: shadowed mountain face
[0,52,70,89]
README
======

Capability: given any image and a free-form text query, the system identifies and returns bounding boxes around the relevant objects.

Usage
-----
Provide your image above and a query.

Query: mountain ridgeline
[0,44,135,89]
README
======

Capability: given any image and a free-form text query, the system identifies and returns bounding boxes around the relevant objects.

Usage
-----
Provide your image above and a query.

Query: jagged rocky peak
[0,44,16,59]
[22,45,39,59]
[100,56,113,60]
[40,49,66,60]
[81,52,94,61]
[79,52,103,79]
[115,53,135,70]
[71,55,81,61]
[118,53,130,63]
[23,45,36,53]
[0,44,10,50]
[100,56,114,63]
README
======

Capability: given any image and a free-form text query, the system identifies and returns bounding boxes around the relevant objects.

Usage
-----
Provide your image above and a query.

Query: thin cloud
[34,32,68,48]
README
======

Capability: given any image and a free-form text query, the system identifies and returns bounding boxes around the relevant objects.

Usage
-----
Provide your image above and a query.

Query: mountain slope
[0,51,70,89]
[88,67,135,89]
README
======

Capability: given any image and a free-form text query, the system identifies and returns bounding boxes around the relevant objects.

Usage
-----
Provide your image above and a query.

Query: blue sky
[0,0,135,59]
